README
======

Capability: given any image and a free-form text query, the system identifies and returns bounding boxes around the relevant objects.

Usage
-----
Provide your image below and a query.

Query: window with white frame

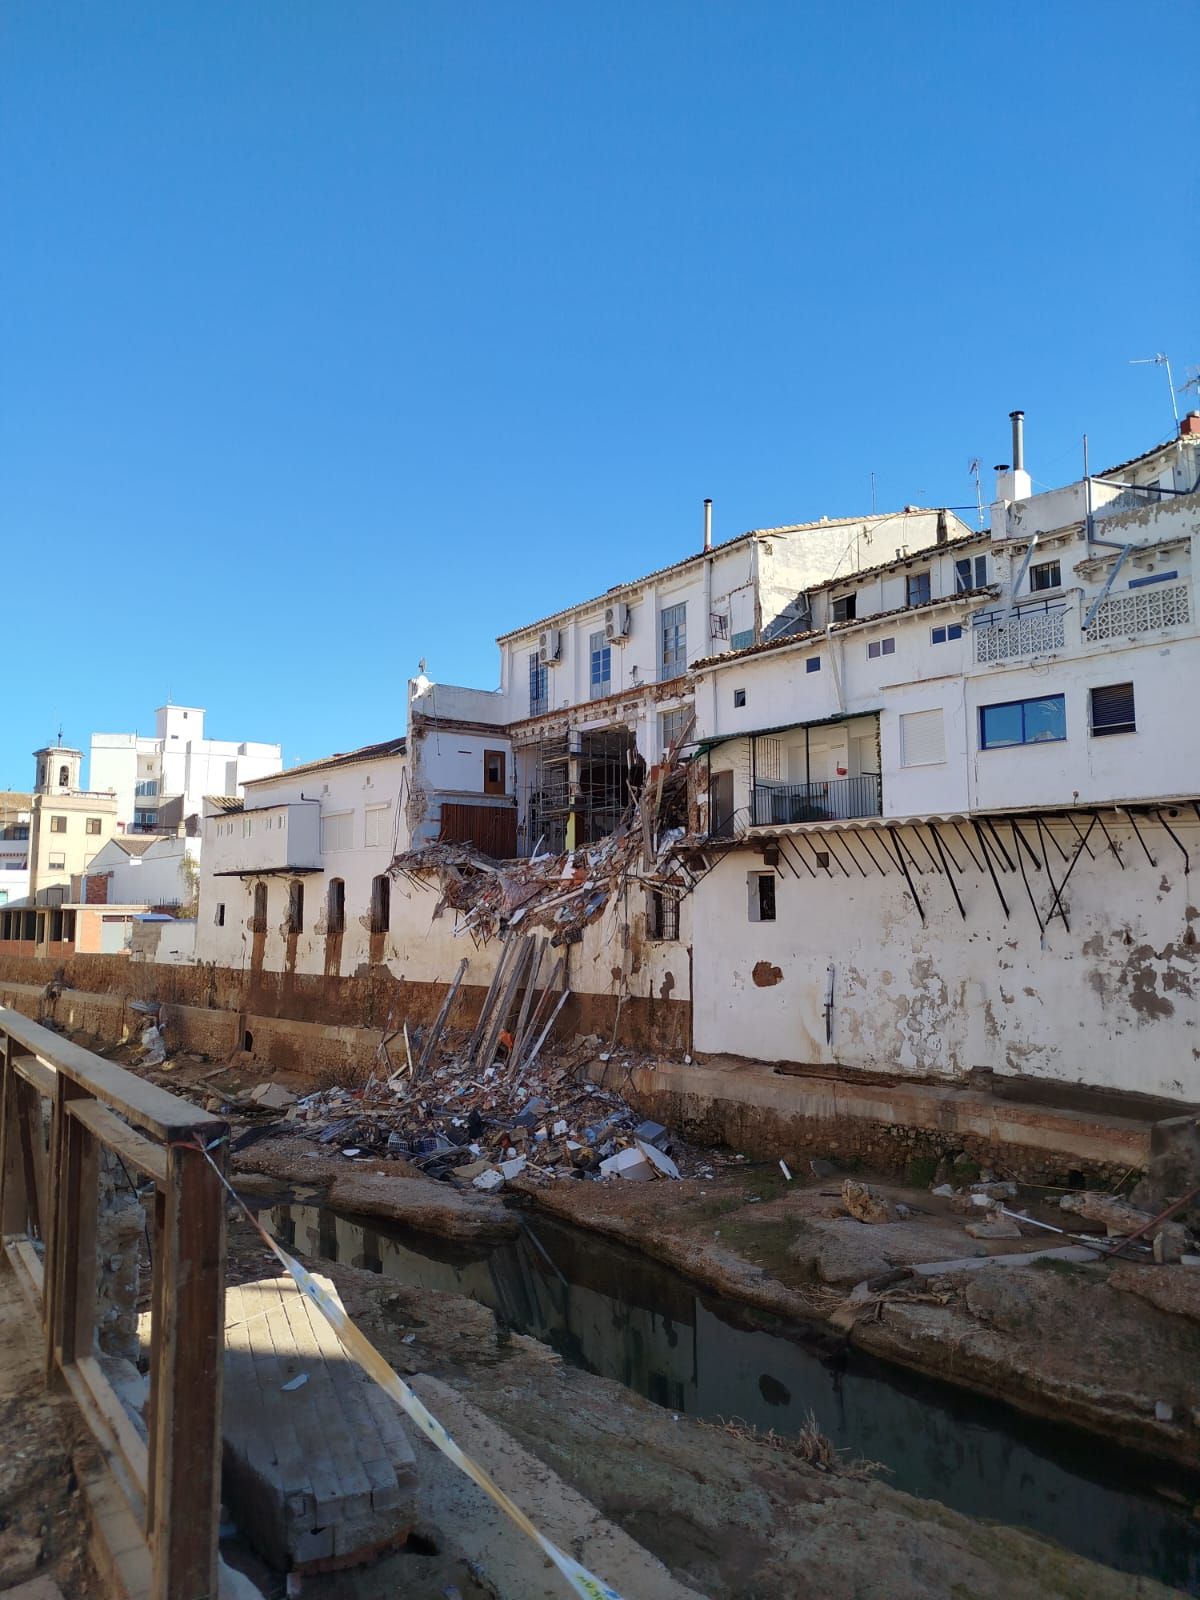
[930,623,963,644]
[956,554,989,592]
[1089,682,1135,737]
[589,630,611,699]
[867,637,896,659]
[321,811,352,852]
[364,805,391,848]
[660,706,690,750]
[905,571,931,606]
[1029,559,1061,592]
[661,601,687,677]
[529,651,548,717]
[900,708,946,766]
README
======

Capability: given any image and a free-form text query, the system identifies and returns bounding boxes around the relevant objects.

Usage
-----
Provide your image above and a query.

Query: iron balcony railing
[751,773,882,826]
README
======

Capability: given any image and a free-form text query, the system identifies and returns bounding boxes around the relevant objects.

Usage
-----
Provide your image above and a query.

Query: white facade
[194,740,409,971]
[82,834,201,910]
[688,417,1200,1103]
[90,705,282,832]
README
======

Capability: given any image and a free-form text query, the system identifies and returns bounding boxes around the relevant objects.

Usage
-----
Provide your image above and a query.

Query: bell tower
[33,738,83,796]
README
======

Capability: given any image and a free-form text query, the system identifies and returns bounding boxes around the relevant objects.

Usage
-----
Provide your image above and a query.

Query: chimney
[1009,410,1025,472]
[703,498,712,552]
[1181,411,1200,438]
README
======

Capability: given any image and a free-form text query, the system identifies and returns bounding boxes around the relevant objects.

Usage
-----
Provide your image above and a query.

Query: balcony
[208,802,321,876]
[752,774,882,826]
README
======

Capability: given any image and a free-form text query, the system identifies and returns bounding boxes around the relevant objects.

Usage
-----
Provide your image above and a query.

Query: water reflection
[261,1201,1200,1594]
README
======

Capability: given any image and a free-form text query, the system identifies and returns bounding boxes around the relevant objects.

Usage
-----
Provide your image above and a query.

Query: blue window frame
[589,631,611,699]
[529,651,548,717]
[931,623,963,644]
[661,602,687,677]
[806,657,821,673]
[979,693,1065,750]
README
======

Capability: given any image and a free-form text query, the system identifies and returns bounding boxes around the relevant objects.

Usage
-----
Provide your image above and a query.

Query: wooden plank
[51,1101,99,1368]
[5,1237,44,1309]
[0,1006,224,1144]
[66,1100,167,1187]
[147,1138,224,1600]
[12,1051,56,1100]
[15,1078,48,1243]
[416,956,469,1073]
[62,1356,149,1521]
[0,1034,28,1238]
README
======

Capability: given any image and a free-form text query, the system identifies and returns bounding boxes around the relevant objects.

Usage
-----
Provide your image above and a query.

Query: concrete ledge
[593,1056,1155,1181]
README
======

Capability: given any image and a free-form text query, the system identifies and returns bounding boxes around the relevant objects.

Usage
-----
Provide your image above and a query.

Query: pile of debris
[247,1031,683,1191]
[389,722,697,947]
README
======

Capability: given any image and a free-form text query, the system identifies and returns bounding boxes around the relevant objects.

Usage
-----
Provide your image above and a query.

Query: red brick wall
[85,874,110,905]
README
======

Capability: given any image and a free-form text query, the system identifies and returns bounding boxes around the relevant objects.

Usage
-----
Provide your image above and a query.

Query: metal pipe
[1009,410,1025,472]
[703,498,712,552]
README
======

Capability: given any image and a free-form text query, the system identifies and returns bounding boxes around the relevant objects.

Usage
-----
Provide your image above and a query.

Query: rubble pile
[246,1034,686,1191]
[389,731,695,947]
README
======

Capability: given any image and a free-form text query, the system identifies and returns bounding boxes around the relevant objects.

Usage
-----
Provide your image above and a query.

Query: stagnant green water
[260,1198,1200,1594]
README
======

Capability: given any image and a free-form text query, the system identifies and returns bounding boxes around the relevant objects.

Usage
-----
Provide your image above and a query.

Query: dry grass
[703,1411,886,1480]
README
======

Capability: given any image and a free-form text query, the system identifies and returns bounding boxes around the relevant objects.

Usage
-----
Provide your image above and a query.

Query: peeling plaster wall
[693,817,1200,1102]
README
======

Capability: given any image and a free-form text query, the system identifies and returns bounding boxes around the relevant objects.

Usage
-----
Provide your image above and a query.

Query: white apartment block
[90,705,282,833]
[688,412,1200,1102]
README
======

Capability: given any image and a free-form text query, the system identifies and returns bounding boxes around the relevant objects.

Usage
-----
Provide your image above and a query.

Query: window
[831,594,857,622]
[906,571,931,607]
[48,853,65,871]
[364,805,391,848]
[956,554,989,592]
[661,601,687,677]
[979,694,1066,750]
[806,657,821,674]
[50,815,67,834]
[86,817,102,835]
[327,878,345,934]
[1090,682,1135,737]
[529,651,548,717]
[1029,559,1061,592]
[901,708,946,766]
[748,871,776,923]
[58,766,69,788]
[371,874,390,934]
[647,888,679,941]
[321,811,352,852]
[589,631,611,699]
[215,903,225,927]
[733,688,747,709]
[931,624,963,645]
[484,750,506,795]
[251,882,267,933]
[660,706,690,749]
[287,881,304,933]
[867,637,896,659]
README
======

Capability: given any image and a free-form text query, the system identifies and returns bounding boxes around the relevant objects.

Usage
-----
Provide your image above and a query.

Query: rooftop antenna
[870,471,877,515]
[968,458,984,528]
[1129,353,1179,433]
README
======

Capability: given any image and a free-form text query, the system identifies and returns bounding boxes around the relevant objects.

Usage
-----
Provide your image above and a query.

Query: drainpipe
[824,624,846,713]
[703,499,714,660]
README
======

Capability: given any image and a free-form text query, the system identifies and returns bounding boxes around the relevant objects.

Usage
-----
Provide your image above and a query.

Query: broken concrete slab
[965,1217,1023,1240]
[223,1275,417,1574]
[911,1245,1100,1276]
[326,1169,519,1240]
[249,1082,297,1110]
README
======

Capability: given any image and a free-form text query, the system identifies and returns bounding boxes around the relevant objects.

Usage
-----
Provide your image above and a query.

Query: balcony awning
[695,708,883,757]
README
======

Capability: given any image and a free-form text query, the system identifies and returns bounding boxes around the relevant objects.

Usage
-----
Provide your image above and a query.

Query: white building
[194,737,409,975]
[410,505,972,858]
[0,795,31,908]
[89,705,282,834]
[687,412,1200,1103]
[81,832,201,912]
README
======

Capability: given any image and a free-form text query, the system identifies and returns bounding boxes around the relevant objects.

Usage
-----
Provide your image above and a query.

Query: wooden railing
[0,1006,227,1600]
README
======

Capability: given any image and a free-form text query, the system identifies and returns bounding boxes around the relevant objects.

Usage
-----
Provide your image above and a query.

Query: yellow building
[27,742,119,902]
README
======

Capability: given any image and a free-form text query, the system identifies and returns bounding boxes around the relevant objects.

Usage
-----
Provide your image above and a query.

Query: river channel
[260,1199,1200,1594]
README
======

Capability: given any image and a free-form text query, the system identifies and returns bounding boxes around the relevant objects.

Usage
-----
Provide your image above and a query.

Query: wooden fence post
[148,1138,225,1600]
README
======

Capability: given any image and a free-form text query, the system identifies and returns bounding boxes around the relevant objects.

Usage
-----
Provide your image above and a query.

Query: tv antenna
[1129,353,1179,432]
[967,459,984,528]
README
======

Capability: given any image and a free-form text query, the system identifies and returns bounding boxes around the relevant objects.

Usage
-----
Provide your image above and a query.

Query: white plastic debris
[281,1374,308,1392]
[779,1160,793,1181]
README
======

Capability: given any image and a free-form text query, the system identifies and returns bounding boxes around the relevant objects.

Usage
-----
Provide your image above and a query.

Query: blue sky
[2,1,1195,785]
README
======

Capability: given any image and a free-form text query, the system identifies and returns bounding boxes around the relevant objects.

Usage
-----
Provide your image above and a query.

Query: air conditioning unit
[539,628,562,664]
[604,602,631,641]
